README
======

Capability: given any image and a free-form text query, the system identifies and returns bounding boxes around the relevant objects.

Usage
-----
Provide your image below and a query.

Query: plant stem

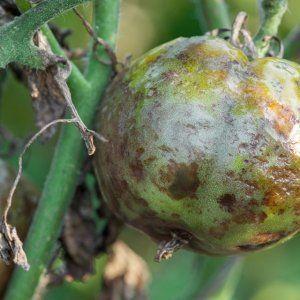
[254,0,288,57]
[4,0,120,299]
[196,0,231,31]
[192,0,209,34]
[284,26,300,61]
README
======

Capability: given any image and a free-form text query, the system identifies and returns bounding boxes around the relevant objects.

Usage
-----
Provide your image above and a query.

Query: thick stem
[4,0,120,299]
[284,26,300,61]
[254,0,288,57]
[192,0,209,34]
[197,0,231,31]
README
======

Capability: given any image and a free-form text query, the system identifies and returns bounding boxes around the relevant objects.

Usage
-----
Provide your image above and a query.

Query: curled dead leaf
[0,222,29,271]
[101,241,151,300]
[24,32,69,140]
[61,170,122,281]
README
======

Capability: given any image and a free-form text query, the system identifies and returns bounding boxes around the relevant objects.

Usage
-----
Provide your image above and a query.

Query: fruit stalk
[254,0,288,57]
[284,26,300,61]
[197,0,231,30]
[4,0,120,299]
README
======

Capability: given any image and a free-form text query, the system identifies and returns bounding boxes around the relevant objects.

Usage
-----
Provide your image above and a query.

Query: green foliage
[0,0,89,69]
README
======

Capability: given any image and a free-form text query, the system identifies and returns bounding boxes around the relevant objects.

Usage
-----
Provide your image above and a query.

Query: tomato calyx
[206,11,283,60]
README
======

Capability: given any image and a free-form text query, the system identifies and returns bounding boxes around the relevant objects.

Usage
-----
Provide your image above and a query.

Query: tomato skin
[95,36,300,255]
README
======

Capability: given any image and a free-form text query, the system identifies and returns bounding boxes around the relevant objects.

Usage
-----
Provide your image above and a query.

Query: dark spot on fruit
[129,159,144,181]
[237,232,284,251]
[158,145,173,153]
[218,194,236,213]
[143,156,156,166]
[136,147,145,158]
[209,221,229,239]
[168,162,199,200]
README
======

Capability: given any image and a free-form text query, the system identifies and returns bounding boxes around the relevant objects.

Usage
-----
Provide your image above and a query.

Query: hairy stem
[196,0,231,31]
[254,0,288,57]
[4,0,120,299]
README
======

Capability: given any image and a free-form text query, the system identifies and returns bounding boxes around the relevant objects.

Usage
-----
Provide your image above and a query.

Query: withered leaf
[60,167,122,282]
[0,222,29,271]
[100,241,151,300]
[24,32,70,141]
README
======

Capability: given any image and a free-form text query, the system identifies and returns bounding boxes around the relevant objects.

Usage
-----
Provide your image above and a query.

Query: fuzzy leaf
[0,0,89,69]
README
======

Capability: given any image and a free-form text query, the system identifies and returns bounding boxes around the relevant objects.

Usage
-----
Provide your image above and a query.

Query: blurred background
[1,0,300,299]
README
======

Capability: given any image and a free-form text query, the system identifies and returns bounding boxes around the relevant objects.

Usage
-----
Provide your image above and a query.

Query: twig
[2,118,77,224]
[254,0,288,57]
[73,8,119,73]
[196,0,231,30]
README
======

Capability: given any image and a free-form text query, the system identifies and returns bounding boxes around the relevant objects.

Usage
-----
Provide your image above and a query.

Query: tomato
[95,36,300,256]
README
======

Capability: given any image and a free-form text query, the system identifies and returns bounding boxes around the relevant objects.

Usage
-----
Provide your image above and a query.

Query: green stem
[196,0,231,31]
[192,0,209,34]
[254,0,288,57]
[284,26,300,61]
[4,0,120,299]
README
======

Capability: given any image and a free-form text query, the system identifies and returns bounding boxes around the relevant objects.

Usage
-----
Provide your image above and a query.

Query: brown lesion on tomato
[209,221,230,239]
[262,161,300,215]
[266,102,296,138]
[129,160,144,181]
[232,210,267,224]
[236,232,286,251]
[158,145,174,153]
[143,156,156,166]
[166,162,200,200]
[218,194,236,213]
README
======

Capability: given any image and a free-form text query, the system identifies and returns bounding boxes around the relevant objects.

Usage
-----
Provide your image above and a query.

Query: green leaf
[0,0,89,69]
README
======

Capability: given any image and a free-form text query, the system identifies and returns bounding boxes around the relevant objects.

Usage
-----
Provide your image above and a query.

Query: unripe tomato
[95,36,300,255]
[0,160,37,294]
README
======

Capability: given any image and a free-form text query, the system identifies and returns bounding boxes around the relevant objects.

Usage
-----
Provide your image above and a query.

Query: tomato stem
[254,0,288,57]
[4,0,120,299]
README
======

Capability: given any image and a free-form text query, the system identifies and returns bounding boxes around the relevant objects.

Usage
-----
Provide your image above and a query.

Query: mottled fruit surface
[95,36,300,255]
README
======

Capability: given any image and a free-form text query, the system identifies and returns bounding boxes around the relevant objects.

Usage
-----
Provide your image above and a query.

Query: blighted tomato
[0,159,37,295]
[94,36,300,256]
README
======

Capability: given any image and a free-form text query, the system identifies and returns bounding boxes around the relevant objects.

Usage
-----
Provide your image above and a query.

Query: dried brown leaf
[60,171,122,281]
[0,222,29,271]
[24,32,68,140]
[100,241,151,300]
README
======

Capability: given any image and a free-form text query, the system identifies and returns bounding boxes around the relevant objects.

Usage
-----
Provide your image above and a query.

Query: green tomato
[94,36,300,256]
